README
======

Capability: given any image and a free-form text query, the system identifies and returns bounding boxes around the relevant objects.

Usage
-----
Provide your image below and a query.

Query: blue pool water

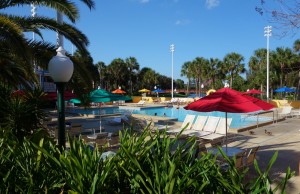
[70,107,271,129]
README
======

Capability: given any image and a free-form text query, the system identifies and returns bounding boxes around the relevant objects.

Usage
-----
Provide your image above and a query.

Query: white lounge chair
[167,114,196,134]
[190,116,220,138]
[278,106,292,118]
[291,108,300,118]
[133,100,145,106]
[200,117,233,141]
[181,115,207,136]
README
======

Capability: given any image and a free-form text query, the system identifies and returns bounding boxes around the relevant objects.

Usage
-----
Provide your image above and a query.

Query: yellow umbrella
[138,88,150,93]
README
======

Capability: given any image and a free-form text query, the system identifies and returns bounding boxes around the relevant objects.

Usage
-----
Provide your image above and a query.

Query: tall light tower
[264,25,272,102]
[170,44,175,99]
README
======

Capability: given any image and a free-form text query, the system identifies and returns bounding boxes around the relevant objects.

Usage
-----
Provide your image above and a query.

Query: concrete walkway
[228,117,300,193]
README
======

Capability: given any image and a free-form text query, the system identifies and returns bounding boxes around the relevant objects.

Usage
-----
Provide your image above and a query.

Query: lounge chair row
[166,114,233,143]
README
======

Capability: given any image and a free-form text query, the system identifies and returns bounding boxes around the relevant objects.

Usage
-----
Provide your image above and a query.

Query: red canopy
[243,89,263,95]
[184,87,262,113]
[184,87,268,150]
[242,95,274,110]
[45,91,77,100]
[112,89,126,94]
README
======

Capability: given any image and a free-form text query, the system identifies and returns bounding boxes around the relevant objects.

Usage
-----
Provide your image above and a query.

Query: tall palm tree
[95,61,106,89]
[293,39,300,52]
[181,61,193,95]
[273,47,297,87]
[190,57,208,96]
[143,69,156,89]
[223,52,246,88]
[248,48,267,95]
[107,58,129,90]
[205,58,223,89]
[125,57,140,95]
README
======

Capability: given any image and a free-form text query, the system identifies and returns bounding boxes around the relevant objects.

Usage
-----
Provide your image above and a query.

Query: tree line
[88,39,300,100]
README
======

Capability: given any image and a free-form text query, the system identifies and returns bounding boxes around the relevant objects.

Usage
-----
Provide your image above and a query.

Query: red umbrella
[243,89,263,95]
[45,91,77,100]
[184,87,262,113]
[184,87,264,150]
[112,89,126,94]
[242,95,274,110]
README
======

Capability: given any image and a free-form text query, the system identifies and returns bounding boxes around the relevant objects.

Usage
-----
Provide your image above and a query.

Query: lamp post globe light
[170,44,175,99]
[48,46,74,148]
[264,25,272,102]
[200,84,204,97]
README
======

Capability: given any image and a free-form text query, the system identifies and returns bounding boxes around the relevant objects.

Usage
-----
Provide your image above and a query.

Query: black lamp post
[48,46,74,148]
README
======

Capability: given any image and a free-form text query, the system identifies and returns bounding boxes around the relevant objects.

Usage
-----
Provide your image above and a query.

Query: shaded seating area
[181,115,207,136]
[188,116,220,138]
[200,117,233,143]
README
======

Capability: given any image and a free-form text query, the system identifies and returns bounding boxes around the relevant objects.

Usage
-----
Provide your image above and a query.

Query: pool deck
[52,105,300,193]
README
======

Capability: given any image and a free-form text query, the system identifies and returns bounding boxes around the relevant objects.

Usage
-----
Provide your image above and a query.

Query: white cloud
[175,19,190,25]
[206,0,220,9]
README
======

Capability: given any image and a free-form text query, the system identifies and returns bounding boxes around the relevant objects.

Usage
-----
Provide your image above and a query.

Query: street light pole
[49,9,74,149]
[48,47,74,149]
[264,25,272,102]
[170,44,175,99]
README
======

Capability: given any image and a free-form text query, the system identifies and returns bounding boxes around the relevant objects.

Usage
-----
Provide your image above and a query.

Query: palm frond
[1,0,79,23]
[12,16,89,52]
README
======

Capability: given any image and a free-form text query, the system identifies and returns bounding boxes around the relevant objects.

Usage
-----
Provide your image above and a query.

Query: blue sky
[4,0,299,82]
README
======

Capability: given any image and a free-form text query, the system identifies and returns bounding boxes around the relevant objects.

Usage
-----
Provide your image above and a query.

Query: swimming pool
[70,106,272,129]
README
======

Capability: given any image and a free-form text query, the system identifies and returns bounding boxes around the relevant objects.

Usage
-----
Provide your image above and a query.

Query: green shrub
[0,126,295,193]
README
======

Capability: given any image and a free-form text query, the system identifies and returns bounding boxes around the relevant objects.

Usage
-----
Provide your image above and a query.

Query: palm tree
[107,58,129,90]
[222,52,246,88]
[272,47,297,87]
[205,58,223,89]
[95,61,106,89]
[0,0,94,88]
[181,61,193,95]
[190,57,208,96]
[293,39,300,52]
[248,48,267,95]
[143,69,156,89]
[125,57,140,95]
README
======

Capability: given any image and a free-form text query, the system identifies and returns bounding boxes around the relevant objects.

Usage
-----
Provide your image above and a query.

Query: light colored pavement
[61,110,300,193]
[228,117,300,193]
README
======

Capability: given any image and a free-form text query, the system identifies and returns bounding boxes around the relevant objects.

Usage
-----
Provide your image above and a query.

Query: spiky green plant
[0,124,295,193]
